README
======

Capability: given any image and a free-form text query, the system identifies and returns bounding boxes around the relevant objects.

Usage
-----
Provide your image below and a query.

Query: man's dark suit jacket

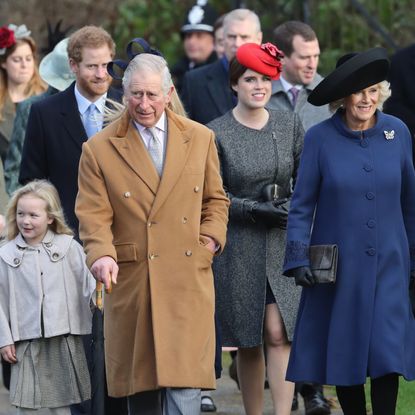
[19,82,122,235]
[181,59,235,124]
[384,44,415,159]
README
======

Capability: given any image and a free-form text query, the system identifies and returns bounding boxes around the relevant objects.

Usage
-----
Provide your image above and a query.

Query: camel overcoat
[75,109,229,397]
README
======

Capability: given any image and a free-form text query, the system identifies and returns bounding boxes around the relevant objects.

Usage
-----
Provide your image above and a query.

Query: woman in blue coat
[283,47,415,415]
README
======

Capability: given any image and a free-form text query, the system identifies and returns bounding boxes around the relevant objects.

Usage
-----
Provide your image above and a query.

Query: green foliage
[107,0,194,65]
[108,0,415,76]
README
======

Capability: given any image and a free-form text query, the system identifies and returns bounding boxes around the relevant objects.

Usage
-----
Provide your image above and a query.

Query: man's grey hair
[223,9,261,35]
[122,53,173,96]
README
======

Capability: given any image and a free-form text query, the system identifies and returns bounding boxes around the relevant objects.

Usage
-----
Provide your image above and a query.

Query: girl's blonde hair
[0,37,47,122]
[6,180,73,241]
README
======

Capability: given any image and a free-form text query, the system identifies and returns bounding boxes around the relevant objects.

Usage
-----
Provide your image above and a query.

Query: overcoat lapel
[150,111,192,217]
[59,86,87,150]
[109,113,160,195]
[206,62,234,116]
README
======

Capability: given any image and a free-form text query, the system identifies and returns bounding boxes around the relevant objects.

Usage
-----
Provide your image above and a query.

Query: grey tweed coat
[208,109,304,347]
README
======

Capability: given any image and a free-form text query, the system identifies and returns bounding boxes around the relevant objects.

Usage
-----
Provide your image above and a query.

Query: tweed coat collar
[109,108,193,216]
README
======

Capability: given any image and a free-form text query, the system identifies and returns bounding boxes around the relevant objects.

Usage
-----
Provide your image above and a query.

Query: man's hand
[200,235,218,254]
[91,256,118,291]
[0,344,16,364]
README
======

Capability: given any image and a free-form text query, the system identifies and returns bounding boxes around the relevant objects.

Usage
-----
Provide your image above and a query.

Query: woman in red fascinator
[208,42,304,415]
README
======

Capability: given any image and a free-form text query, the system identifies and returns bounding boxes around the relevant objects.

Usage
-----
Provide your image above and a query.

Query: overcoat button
[13,258,20,265]
[148,222,152,227]
[182,217,188,224]
[52,253,59,259]
[45,242,52,247]
[367,220,376,228]
[363,164,373,172]
[194,186,200,193]
[124,192,131,198]
[367,248,376,256]
[185,250,192,256]
[366,192,375,200]
[360,140,368,148]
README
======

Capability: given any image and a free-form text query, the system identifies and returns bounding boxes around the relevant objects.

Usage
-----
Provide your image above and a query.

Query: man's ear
[166,85,174,103]
[68,58,78,74]
[257,31,263,44]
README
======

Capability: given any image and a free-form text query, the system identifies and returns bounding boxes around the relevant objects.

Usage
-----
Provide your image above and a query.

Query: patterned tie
[289,87,300,108]
[84,104,99,138]
[147,127,163,176]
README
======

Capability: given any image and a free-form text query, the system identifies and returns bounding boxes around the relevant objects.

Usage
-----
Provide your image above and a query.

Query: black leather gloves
[289,266,316,287]
[250,199,288,229]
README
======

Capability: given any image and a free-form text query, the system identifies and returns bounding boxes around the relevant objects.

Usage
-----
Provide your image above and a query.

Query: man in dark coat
[181,8,262,124]
[383,43,415,161]
[19,26,122,237]
[171,0,218,95]
[18,25,124,415]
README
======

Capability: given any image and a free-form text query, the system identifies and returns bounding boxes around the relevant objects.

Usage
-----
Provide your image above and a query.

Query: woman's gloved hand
[290,266,315,287]
[250,199,288,229]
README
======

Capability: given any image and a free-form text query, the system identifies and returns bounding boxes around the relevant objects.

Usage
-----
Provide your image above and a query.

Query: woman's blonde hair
[104,53,187,124]
[6,180,73,241]
[0,37,47,121]
[329,80,391,113]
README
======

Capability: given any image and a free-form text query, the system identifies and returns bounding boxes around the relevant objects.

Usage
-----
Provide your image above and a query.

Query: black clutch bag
[309,244,338,284]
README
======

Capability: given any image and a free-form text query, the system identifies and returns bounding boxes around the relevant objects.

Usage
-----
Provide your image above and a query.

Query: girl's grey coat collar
[1,230,72,267]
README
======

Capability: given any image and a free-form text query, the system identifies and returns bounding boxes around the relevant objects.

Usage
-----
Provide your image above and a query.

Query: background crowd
[0,1,415,415]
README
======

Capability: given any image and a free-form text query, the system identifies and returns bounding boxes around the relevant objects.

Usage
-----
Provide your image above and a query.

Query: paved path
[0,367,343,415]
[212,367,343,415]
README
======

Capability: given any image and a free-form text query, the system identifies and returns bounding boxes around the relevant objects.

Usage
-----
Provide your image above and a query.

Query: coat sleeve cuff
[283,240,310,273]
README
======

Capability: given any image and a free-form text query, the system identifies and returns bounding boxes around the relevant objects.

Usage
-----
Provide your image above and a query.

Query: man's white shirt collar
[74,84,107,115]
[280,75,303,94]
[134,111,167,150]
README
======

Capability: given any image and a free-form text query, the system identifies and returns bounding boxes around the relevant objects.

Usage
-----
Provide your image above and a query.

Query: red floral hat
[0,24,31,55]
[236,42,283,80]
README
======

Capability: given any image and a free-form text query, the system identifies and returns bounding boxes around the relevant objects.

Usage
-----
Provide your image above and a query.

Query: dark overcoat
[181,59,235,125]
[384,44,415,137]
[284,110,415,385]
[19,82,121,234]
[208,109,304,347]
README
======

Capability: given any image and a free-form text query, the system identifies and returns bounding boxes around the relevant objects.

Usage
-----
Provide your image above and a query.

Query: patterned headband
[107,38,164,81]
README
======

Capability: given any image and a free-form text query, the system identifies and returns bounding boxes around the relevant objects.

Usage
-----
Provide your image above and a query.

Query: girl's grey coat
[208,109,304,346]
[0,231,95,348]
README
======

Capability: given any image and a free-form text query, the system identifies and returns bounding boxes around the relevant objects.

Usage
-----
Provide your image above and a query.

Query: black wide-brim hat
[308,47,390,106]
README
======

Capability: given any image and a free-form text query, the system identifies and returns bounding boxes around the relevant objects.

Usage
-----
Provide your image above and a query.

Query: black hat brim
[308,47,390,106]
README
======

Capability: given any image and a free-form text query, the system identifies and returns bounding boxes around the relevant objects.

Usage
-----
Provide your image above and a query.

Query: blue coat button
[367,248,376,256]
[366,192,375,200]
[361,140,369,148]
[363,164,373,172]
[367,220,376,228]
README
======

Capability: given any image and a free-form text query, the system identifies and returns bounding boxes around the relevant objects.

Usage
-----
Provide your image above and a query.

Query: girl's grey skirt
[10,335,91,409]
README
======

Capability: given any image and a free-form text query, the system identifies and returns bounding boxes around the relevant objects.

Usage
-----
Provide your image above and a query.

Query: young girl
[0,180,95,415]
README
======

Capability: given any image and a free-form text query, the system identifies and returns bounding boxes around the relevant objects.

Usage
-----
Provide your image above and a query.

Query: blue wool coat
[283,110,415,386]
